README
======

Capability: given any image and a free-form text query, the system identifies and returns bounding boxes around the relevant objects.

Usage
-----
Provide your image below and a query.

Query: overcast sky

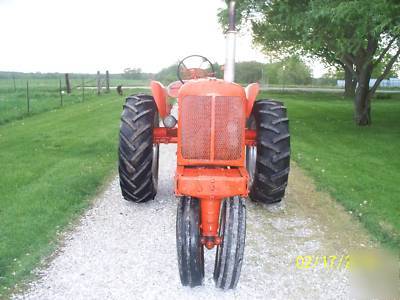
[0,0,325,76]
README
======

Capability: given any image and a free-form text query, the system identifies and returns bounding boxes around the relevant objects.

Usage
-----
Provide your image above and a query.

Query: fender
[245,82,260,118]
[150,81,172,118]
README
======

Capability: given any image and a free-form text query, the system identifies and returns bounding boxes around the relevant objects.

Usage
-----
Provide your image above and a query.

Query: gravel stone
[13,145,376,300]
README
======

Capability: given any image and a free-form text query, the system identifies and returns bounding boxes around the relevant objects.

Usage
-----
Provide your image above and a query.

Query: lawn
[261,91,400,250]
[0,86,398,295]
[0,89,145,294]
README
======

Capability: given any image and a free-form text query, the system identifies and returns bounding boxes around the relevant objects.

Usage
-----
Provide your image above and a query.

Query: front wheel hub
[201,236,222,249]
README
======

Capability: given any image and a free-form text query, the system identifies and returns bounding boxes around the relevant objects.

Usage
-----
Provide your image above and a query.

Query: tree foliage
[154,64,178,84]
[221,0,400,125]
[123,67,146,80]
[235,61,264,83]
[154,57,312,85]
[264,56,312,85]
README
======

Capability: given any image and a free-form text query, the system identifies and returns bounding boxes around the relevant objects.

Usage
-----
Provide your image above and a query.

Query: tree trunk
[344,67,356,97]
[354,68,372,126]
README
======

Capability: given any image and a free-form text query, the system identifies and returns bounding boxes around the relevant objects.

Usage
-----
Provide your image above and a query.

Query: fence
[0,72,145,125]
[337,77,400,88]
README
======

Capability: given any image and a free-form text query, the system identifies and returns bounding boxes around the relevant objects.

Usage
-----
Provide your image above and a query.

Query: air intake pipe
[224,1,237,82]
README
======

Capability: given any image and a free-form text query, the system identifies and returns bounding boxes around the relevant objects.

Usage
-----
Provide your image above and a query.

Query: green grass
[0,78,149,125]
[260,90,400,250]
[0,89,147,295]
[0,86,91,125]
[0,85,399,295]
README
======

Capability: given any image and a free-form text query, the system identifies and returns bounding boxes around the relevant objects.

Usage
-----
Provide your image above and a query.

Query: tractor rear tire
[214,196,246,289]
[247,100,290,204]
[176,196,204,287]
[118,94,159,203]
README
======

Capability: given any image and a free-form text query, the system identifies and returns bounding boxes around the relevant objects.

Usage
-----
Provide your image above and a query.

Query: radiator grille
[214,96,243,160]
[180,95,244,162]
[181,96,212,159]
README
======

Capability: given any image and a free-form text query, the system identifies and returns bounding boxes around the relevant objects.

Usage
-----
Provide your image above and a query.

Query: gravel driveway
[13,144,378,300]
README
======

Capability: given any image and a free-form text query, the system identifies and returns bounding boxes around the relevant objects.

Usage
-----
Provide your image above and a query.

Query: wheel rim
[176,197,204,287]
[246,146,257,188]
[213,197,246,289]
[214,201,226,281]
[152,144,159,191]
[152,114,160,193]
[246,116,257,188]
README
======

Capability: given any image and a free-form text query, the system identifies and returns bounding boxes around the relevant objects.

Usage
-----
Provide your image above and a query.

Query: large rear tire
[214,196,246,289]
[247,100,290,204]
[176,197,204,287]
[118,94,159,203]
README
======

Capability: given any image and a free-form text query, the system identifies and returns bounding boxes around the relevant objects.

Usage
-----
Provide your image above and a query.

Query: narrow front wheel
[214,196,246,289]
[176,197,204,287]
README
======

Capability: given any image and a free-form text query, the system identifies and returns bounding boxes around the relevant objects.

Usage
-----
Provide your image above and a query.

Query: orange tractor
[118,1,290,289]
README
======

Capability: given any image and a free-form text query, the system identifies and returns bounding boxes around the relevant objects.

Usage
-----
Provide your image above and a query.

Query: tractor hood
[178,78,246,99]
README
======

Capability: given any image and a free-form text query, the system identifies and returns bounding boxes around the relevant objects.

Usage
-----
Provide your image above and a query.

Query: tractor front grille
[180,95,244,162]
[214,96,243,160]
[181,96,212,160]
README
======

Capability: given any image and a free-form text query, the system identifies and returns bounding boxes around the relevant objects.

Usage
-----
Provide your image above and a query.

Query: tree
[329,60,397,81]
[281,56,312,85]
[219,1,357,96]
[154,64,179,84]
[220,0,400,125]
[264,56,312,85]
[235,61,264,83]
[123,67,143,80]
[371,58,399,78]
[154,62,225,84]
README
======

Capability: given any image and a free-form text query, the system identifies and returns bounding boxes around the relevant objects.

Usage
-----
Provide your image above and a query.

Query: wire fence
[0,74,148,125]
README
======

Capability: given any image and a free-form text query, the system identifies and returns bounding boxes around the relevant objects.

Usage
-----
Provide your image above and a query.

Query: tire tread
[249,99,290,204]
[118,94,158,202]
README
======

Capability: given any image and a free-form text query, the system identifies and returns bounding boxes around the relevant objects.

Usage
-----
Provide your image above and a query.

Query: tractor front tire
[247,100,290,204]
[118,94,159,203]
[214,196,246,289]
[176,197,204,287]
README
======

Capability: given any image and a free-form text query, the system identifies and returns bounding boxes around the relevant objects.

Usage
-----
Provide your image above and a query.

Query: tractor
[118,1,290,289]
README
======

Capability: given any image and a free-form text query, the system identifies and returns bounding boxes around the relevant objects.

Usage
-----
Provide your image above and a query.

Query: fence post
[26,81,30,113]
[65,73,71,94]
[105,70,110,93]
[82,78,85,102]
[13,76,16,92]
[59,79,63,107]
[96,71,101,95]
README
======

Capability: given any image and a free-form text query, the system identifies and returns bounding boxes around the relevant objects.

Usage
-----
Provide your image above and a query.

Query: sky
[0,0,326,77]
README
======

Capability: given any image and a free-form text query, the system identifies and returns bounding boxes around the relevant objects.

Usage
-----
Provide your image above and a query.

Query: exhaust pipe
[224,1,237,82]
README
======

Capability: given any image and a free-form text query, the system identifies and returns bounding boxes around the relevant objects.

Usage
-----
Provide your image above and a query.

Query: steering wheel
[177,55,215,84]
